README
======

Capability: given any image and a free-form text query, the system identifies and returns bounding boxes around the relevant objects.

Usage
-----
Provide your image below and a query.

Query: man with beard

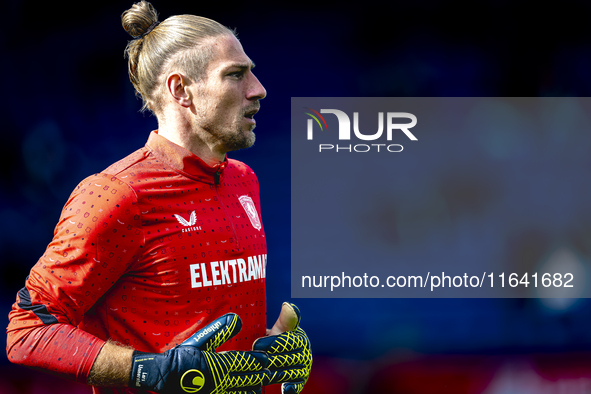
[7,2,311,393]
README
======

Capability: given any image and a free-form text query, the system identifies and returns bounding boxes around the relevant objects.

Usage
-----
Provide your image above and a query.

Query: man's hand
[254,303,312,394]
[129,313,269,394]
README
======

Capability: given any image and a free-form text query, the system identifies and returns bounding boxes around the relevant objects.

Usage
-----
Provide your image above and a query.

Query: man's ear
[166,73,192,108]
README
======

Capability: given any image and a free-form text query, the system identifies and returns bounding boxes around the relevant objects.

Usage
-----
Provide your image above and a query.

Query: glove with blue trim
[253,303,312,394]
[129,313,269,394]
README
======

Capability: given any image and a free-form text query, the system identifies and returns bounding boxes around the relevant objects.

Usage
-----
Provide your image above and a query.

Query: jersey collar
[145,131,227,185]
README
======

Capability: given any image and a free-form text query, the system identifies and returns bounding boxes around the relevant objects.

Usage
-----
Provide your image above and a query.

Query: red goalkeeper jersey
[7,131,268,392]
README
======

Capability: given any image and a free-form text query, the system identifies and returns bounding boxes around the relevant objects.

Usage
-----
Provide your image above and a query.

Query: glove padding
[253,303,312,394]
[130,313,269,394]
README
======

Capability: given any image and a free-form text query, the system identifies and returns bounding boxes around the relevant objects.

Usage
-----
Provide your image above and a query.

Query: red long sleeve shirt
[7,131,268,392]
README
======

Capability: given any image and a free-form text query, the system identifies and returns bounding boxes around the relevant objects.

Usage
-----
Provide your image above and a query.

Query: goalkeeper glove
[253,303,312,394]
[129,313,269,394]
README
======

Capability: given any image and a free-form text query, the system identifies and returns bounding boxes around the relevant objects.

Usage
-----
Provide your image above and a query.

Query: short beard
[222,126,256,152]
[195,114,256,153]
[193,102,258,153]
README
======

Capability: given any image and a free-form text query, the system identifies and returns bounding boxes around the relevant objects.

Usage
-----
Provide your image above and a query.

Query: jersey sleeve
[6,173,145,383]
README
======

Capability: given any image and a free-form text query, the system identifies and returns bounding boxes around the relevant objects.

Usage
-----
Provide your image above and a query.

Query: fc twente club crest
[238,195,261,231]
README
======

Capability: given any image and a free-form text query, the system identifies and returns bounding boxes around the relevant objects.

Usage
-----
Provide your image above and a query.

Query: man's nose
[247,73,267,100]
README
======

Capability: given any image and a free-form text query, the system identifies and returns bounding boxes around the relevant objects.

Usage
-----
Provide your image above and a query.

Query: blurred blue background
[3,0,591,393]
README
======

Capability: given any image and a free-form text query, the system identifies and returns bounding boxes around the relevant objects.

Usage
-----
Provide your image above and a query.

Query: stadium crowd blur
[3,1,591,393]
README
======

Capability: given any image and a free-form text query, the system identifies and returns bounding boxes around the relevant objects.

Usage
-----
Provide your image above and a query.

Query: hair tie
[134,21,160,39]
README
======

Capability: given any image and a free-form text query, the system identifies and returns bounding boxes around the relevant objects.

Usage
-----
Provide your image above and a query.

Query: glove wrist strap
[129,350,165,390]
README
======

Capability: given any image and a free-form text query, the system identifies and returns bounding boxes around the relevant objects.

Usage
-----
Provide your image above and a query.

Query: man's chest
[126,173,267,290]
[94,173,268,350]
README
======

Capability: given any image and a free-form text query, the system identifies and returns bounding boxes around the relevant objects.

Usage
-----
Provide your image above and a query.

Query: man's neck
[157,115,226,167]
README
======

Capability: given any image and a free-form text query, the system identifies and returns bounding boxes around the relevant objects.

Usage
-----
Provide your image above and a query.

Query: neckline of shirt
[145,130,227,184]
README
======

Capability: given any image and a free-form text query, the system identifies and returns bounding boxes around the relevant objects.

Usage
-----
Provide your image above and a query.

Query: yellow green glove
[253,303,312,394]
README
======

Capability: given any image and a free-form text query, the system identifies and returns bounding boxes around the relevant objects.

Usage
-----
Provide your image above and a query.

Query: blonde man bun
[121,0,159,39]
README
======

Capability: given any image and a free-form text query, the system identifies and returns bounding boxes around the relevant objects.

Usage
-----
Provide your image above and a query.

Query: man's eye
[228,71,244,78]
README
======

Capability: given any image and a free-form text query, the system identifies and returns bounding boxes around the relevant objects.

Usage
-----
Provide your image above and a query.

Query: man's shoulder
[101,147,150,176]
[70,172,138,207]
[226,158,257,177]
[67,147,151,208]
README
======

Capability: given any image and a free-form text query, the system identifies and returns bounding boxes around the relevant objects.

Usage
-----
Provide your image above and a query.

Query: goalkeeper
[6,1,311,393]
